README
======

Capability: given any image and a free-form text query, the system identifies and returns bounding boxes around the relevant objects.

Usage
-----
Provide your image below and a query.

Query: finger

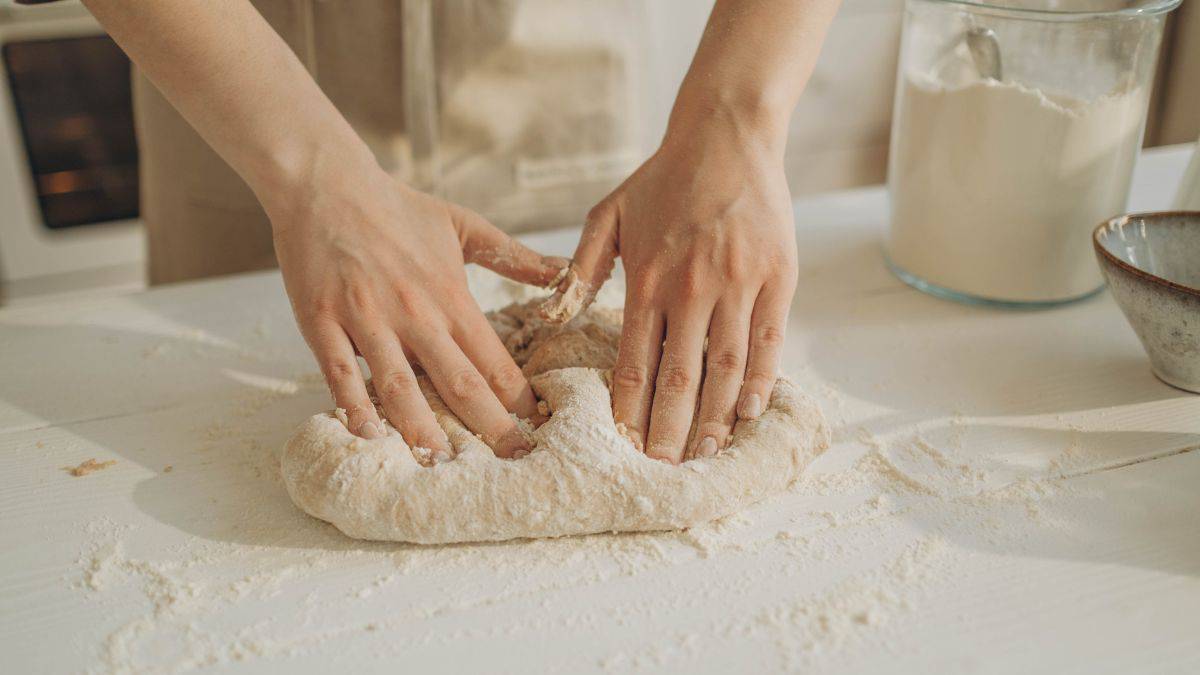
[451,203,569,288]
[449,303,542,421]
[611,291,664,453]
[305,319,383,439]
[645,305,711,464]
[691,296,752,457]
[738,279,794,422]
[413,331,532,459]
[352,325,450,456]
[540,198,619,324]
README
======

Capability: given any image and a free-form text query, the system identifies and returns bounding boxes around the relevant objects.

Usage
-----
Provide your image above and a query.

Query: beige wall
[641,0,906,198]
[1148,0,1200,147]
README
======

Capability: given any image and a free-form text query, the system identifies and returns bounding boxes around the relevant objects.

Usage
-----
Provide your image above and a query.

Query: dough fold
[281,301,828,544]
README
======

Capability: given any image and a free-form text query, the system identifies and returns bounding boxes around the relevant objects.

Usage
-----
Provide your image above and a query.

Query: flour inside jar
[887,72,1147,303]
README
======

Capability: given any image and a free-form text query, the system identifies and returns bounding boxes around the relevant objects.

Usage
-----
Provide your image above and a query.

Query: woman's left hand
[562,118,798,463]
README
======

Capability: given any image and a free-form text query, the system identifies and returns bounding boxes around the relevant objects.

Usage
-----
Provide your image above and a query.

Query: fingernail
[696,436,718,458]
[497,428,532,459]
[512,447,530,460]
[738,393,764,420]
[431,450,451,464]
[358,420,384,439]
[435,430,451,451]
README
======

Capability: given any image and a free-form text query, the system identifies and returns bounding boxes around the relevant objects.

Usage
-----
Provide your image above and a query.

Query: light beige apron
[134,0,410,285]
[134,0,651,285]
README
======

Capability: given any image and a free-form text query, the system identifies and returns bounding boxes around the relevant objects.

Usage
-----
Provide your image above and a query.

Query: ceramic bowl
[1094,212,1200,393]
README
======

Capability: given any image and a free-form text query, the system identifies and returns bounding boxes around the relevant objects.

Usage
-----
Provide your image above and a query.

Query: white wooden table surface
[3,146,1199,675]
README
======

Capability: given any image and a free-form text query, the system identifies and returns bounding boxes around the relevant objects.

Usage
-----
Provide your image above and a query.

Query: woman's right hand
[78,0,561,459]
[266,153,566,459]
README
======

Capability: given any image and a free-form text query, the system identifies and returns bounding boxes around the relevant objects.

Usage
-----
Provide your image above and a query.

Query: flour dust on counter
[35,268,1164,675]
[65,409,1119,675]
[8,151,1200,674]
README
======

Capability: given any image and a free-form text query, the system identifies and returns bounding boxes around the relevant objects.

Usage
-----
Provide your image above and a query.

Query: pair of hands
[272,126,797,465]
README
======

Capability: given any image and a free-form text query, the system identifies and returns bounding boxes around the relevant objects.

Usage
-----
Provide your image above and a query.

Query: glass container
[886,0,1179,307]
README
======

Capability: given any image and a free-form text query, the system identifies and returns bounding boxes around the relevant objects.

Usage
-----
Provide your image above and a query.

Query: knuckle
[656,364,693,393]
[585,202,607,225]
[408,426,447,451]
[697,420,730,439]
[306,299,340,323]
[377,370,417,400]
[744,369,778,388]
[628,273,658,304]
[708,348,745,374]
[487,362,526,393]
[784,260,800,283]
[586,198,616,226]
[773,249,799,273]
[447,367,488,400]
[753,323,786,349]
[721,255,747,283]
[646,428,686,459]
[613,365,649,391]
[322,358,358,383]
[675,267,707,303]
[390,286,426,316]
[345,284,373,313]
[708,243,747,281]
[770,260,799,291]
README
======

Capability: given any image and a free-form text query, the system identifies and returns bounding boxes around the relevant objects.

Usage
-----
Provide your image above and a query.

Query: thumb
[539,198,619,325]
[452,204,569,288]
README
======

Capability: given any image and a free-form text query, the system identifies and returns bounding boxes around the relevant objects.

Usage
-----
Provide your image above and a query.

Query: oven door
[0,0,143,302]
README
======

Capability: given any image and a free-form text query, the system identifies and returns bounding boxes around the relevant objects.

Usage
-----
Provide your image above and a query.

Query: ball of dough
[281,300,828,544]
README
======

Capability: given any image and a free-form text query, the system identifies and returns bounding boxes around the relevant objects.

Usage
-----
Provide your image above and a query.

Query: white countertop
[3,145,1199,674]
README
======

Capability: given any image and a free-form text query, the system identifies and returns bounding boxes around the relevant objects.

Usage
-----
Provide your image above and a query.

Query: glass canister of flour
[886,0,1179,306]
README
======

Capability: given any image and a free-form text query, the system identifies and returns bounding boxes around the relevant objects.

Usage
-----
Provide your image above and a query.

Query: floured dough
[281,301,828,544]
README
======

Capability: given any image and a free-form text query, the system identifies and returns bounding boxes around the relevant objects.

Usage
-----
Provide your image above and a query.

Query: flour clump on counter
[281,300,828,544]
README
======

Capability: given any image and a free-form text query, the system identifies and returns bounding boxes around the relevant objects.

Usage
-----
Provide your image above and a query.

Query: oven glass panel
[3,34,138,229]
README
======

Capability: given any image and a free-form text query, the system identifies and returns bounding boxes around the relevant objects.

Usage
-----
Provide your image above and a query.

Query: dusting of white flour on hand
[280,300,829,544]
[538,265,593,325]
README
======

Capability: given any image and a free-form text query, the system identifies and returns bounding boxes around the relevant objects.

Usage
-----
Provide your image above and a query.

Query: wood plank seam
[1060,443,1200,480]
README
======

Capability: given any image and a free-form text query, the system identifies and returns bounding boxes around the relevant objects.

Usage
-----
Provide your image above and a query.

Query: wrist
[663,83,792,157]
[251,126,382,227]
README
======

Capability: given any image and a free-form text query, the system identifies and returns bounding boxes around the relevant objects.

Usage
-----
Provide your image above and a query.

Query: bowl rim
[1093,211,1200,299]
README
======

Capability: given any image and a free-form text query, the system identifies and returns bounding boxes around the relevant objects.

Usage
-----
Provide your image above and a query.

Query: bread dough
[281,301,828,544]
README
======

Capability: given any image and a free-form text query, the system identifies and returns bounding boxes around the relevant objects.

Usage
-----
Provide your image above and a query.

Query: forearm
[81,0,373,211]
[666,0,841,152]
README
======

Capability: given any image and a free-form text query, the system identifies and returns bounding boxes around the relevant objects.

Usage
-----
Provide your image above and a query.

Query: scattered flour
[65,268,1113,674]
